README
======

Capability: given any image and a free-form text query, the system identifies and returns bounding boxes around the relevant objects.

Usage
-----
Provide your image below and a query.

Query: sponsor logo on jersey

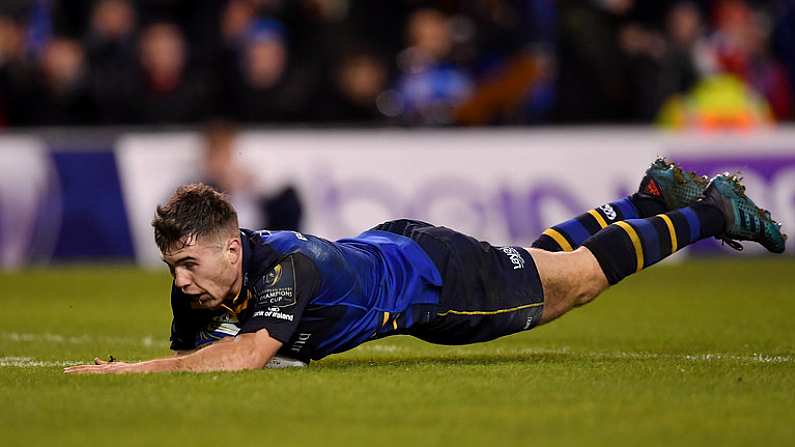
[252,308,295,322]
[600,204,617,220]
[500,247,525,270]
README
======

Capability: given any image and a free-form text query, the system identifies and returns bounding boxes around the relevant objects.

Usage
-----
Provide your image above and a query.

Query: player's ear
[226,237,242,265]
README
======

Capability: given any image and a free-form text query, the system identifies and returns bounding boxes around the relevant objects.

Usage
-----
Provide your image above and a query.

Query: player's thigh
[408,226,546,342]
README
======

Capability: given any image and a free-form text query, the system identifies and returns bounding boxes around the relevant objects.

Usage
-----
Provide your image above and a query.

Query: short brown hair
[152,183,239,253]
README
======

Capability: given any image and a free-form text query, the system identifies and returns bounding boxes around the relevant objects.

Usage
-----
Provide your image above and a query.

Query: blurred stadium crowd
[1,0,794,128]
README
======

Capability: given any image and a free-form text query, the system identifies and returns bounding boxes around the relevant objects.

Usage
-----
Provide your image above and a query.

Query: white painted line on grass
[1,331,168,347]
[356,345,794,364]
[0,357,80,368]
[2,333,791,367]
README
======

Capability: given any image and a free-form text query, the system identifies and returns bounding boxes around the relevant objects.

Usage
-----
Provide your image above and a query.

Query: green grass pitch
[1,258,794,446]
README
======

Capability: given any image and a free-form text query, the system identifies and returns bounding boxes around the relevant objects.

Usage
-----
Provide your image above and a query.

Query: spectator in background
[335,50,389,122]
[633,1,707,125]
[0,13,31,126]
[224,19,308,123]
[392,8,473,125]
[215,1,256,67]
[660,1,703,96]
[86,0,138,124]
[704,0,792,120]
[28,38,96,125]
[616,11,670,120]
[87,0,136,56]
[282,0,370,124]
[200,120,303,230]
[554,0,634,122]
[314,48,390,123]
[219,0,258,51]
[135,22,209,124]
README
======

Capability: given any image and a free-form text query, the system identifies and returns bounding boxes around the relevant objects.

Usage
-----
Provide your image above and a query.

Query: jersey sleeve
[238,253,321,344]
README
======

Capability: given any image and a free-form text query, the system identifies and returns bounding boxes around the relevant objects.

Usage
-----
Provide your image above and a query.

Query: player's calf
[530,247,609,324]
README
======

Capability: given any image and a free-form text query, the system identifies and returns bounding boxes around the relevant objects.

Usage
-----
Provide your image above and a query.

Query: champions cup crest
[255,260,296,308]
[265,264,283,287]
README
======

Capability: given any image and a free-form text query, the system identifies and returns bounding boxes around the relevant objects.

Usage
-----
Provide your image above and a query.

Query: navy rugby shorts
[371,219,545,345]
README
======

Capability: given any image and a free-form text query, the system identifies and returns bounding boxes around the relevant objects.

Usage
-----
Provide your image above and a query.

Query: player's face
[161,235,242,310]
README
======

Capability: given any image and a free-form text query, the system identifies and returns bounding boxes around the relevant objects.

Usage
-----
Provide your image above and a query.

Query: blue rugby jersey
[169,228,443,362]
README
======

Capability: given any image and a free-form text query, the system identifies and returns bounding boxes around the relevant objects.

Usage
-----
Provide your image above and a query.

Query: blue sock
[532,194,666,252]
[582,203,725,285]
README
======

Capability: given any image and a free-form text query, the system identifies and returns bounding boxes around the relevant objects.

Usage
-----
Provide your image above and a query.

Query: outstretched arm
[63,329,281,374]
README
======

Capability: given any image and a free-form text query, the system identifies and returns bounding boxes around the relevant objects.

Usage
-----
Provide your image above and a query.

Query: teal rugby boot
[638,157,709,210]
[701,174,787,253]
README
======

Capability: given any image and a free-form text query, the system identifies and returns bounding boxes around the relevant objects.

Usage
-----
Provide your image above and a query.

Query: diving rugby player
[65,159,786,374]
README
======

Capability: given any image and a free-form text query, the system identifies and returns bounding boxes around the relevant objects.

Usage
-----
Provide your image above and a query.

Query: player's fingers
[94,357,108,365]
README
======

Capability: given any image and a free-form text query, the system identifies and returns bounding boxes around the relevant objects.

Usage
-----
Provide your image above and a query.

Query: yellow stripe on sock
[615,221,644,272]
[382,312,390,327]
[588,209,608,228]
[542,228,573,252]
[657,214,678,253]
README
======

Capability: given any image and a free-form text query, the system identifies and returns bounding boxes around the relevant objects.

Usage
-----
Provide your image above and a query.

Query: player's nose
[173,270,192,290]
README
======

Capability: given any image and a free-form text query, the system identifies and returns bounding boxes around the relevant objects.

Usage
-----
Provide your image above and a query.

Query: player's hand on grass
[63,357,135,375]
